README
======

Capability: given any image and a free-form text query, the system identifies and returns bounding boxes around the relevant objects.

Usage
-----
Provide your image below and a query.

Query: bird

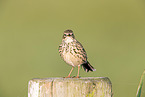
[58,29,96,78]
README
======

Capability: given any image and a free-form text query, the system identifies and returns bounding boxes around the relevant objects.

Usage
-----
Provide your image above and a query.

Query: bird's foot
[63,76,73,78]
[73,76,80,78]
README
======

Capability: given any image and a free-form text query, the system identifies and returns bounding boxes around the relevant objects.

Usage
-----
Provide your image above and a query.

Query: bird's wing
[72,40,87,62]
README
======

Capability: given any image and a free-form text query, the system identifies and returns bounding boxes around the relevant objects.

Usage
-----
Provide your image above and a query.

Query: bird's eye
[63,34,67,38]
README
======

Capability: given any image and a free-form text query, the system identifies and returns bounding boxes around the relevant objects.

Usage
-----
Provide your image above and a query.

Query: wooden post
[28,77,112,97]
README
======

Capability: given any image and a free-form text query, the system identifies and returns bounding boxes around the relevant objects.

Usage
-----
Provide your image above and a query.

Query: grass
[136,70,145,97]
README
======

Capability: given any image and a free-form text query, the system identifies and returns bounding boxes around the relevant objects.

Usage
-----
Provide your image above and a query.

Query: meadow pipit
[59,30,95,78]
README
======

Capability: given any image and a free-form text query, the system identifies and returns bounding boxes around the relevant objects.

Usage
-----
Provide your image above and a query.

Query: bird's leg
[65,67,74,78]
[74,65,80,78]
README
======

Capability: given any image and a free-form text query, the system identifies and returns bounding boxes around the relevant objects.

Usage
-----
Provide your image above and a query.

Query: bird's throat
[64,37,73,44]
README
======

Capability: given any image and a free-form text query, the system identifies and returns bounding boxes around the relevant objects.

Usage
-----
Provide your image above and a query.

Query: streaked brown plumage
[59,29,95,78]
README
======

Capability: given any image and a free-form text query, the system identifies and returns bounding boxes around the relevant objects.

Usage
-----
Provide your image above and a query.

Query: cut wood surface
[28,77,112,97]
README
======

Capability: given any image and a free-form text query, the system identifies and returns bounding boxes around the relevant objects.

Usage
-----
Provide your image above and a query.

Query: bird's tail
[81,61,96,72]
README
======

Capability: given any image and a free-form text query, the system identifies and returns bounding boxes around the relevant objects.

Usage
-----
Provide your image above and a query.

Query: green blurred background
[0,0,145,97]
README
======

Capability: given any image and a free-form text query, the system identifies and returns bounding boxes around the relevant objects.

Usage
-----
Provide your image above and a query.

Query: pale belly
[63,52,83,67]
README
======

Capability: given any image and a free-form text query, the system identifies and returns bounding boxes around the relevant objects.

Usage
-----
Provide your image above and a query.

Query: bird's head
[63,29,75,39]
